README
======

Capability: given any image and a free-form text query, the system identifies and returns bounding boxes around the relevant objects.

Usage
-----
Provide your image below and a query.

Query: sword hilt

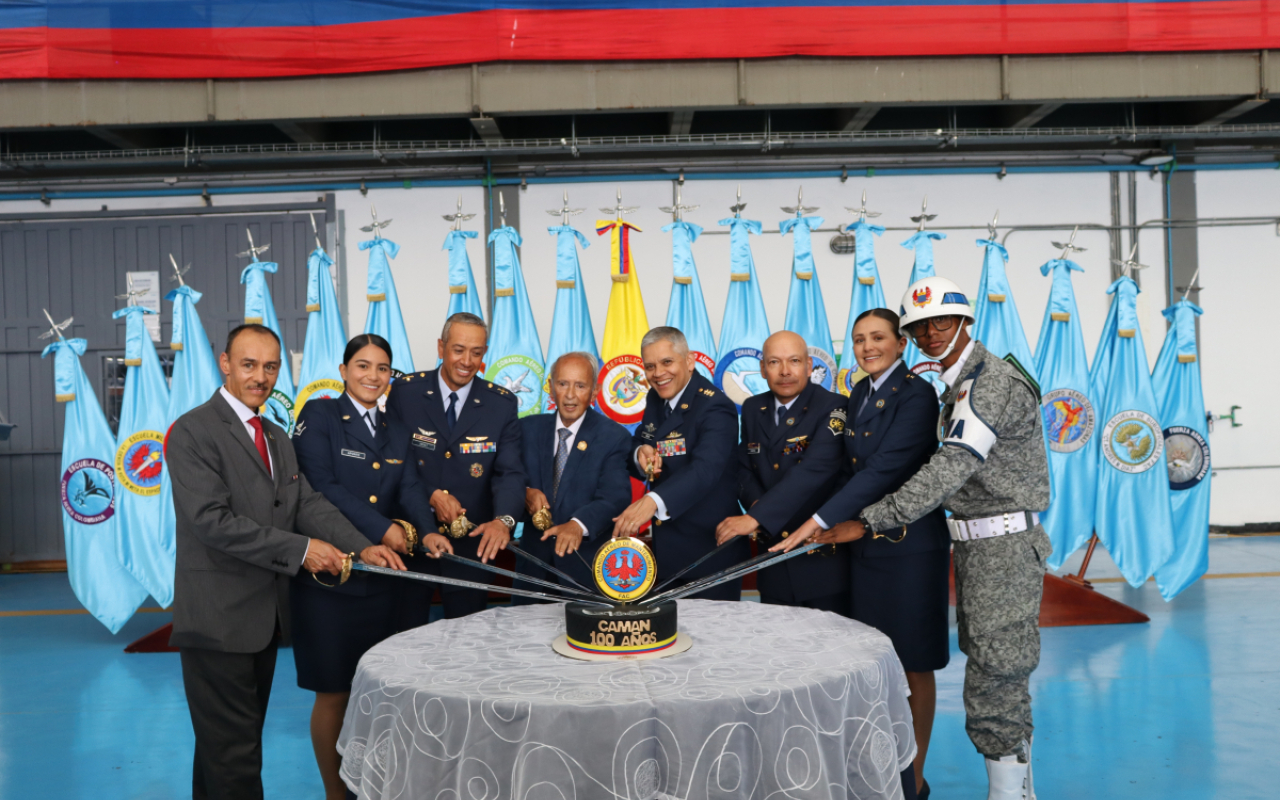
[312,552,355,587]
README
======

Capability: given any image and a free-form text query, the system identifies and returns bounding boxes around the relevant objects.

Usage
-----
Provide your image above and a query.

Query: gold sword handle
[312,552,356,587]
[394,519,418,554]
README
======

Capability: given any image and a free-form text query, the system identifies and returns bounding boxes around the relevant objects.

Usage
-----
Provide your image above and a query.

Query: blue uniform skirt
[849,547,951,673]
[290,578,400,694]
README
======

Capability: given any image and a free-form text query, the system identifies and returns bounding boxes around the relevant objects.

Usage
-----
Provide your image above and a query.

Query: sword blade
[649,537,741,595]
[435,552,601,600]
[641,542,823,607]
[349,563,615,607]
[505,541,596,594]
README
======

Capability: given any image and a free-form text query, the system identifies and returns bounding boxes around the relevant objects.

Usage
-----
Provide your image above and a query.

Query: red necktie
[247,416,271,476]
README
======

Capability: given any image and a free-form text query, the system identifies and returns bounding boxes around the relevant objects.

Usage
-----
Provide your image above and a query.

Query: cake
[565,600,678,656]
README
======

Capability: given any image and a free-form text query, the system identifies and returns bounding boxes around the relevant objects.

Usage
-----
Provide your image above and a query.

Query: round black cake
[565,600,677,656]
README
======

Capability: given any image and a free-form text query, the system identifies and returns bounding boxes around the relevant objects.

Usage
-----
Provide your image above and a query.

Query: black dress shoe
[917,779,930,800]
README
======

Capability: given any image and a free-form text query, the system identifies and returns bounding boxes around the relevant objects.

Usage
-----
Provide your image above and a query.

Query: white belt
[947,512,1040,542]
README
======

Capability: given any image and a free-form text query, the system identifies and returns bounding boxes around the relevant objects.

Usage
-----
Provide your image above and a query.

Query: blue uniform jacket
[517,409,633,587]
[386,370,526,586]
[292,393,436,595]
[815,362,950,558]
[736,381,851,602]
[628,371,749,582]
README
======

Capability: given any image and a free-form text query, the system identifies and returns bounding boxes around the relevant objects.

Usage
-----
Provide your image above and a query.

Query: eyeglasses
[905,316,956,337]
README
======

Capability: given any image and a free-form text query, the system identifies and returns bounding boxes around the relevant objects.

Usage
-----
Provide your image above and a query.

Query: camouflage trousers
[953,524,1052,758]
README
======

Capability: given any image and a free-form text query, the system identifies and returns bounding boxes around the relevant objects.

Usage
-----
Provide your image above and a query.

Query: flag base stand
[124,622,179,653]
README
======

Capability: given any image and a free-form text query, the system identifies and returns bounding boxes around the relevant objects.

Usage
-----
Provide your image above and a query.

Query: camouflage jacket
[861,339,1051,529]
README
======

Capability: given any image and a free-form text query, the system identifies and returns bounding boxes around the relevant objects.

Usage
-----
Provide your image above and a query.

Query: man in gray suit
[167,323,404,800]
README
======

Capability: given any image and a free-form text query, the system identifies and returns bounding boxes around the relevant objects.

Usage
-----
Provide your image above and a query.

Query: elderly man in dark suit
[715,330,851,613]
[611,326,747,601]
[514,352,632,596]
[386,312,526,618]
[167,323,404,800]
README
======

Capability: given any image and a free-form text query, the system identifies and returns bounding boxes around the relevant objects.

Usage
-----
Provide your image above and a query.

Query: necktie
[247,416,271,476]
[553,428,572,502]
[446,392,458,429]
[858,380,873,418]
[365,411,377,438]
[659,401,670,423]
[776,404,787,427]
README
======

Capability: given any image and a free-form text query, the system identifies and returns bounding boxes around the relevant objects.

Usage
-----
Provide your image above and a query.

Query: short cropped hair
[441,312,488,343]
[551,351,600,383]
[225,323,280,355]
[640,326,689,355]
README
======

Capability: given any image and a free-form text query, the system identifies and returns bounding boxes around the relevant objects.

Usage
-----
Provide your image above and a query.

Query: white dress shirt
[636,381,691,522]
[346,393,378,437]
[773,394,799,421]
[441,376,474,423]
[552,412,590,537]
[939,340,977,390]
[220,386,274,477]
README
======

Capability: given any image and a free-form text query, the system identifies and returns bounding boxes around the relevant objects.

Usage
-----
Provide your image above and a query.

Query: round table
[338,600,916,800]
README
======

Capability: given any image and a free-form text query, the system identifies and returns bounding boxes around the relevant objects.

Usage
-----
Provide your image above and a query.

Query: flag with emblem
[781,212,837,392]
[362,236,415,374]
[297,243,348,415]
[1091,275,1175,588]
[596,210,650,428]
[1033,258,1097,570]
[43,336,150,632]
[111,304,175,608]
[1152,298,1210,600]
[545,222,599,409]
[444,229,485,322]
[836,218,887,396]
[899,229,948,394]
[973,237,1036,382]
[715,214,770,411]
[663,219,716,380]
[486,218,545,417]
[240,254,296,431]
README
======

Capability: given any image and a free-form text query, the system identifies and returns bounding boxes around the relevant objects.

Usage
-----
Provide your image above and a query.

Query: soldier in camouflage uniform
[783,276,1050,800]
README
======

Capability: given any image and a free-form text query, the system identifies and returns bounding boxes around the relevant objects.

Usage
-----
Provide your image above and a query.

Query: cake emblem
[593,537,657,603]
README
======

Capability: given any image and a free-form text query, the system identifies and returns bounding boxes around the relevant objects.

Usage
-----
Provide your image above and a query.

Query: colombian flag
[596,219,649,428]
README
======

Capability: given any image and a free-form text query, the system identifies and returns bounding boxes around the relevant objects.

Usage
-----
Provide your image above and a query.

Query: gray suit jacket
[167,390,371,653]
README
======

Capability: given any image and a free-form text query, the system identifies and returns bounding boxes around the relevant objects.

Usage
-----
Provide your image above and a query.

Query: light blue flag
[545,224,599,408]
[43,337,149,632]
[714,215,770,411]
[362,237,415,375]
[485,225,545,417]
[1152,299,1211,600]
[297,245,348,414]
[111,305,174,607]
[157,283,223,604]
[836,219,887,396]
[900,229,948,394]
[663,220,717,380]
[444,229,485,321]
[1033,259,1098,570]
[1092,276,1175,588]
[240,256,296,432]
[1088,282,1124,403]
[973,237,1037,381]
[781,213,837,391]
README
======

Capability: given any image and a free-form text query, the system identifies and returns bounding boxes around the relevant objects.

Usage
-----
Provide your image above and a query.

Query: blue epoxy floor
[2,537,1278,799]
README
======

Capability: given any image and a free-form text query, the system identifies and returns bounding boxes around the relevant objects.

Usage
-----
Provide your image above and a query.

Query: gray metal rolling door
[0,200,328,562]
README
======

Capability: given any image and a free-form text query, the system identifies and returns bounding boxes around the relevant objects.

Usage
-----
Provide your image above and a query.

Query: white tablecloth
[338,599,916,800]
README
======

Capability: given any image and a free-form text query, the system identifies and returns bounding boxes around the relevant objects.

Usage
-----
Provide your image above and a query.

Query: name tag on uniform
[412,433,436,450]
[656,438,687,457]
[341,449,366,460]
[747,443,761,455]
[459,442,498,454]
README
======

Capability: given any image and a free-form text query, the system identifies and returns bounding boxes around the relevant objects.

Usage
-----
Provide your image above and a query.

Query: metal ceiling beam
[275,121,326,143]
[1003,102,1063,129]
[838,105,881,132]
[669,109,695,136]
[1197,97,1268,126]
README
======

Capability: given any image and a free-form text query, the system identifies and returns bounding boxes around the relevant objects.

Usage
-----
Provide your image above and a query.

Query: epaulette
[699,387,716,397]
[483,381,517,400]
[905,373,915,379]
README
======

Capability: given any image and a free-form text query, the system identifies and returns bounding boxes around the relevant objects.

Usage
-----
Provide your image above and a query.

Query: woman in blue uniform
[775,308,950,800]
[291,333,450,800]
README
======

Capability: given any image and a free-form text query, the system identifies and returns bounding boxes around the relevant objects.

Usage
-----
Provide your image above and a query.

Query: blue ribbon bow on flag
[663,220,717,380]
[1033,258,1097,569]
[900,229,948,395]
[443,229,485,322]
[1152,299,1210,600]
[361,237,415,375]
[43,337,149,633]
[1091,276,1175,588]
[837,219,887,396]
[781,214,837,391]
[111,305,175,608]
[715,216,770,411]
[973,238,1036,381]
[240,257,296,431]
[486,224,545,416]
[545,224,599,411]
[297,246,349,413]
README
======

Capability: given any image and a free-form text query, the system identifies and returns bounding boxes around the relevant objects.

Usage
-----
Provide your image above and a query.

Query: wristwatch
[497,515,517,532]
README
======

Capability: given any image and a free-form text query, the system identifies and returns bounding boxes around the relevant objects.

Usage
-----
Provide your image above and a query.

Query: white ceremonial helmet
[898,276,974,361]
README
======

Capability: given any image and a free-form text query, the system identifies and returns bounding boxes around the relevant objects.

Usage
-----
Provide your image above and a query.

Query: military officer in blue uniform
[714,330,850,613]
[386,312,526,618]
[515,352,633,596]
[290,333,442,800]
[611,326,747,601]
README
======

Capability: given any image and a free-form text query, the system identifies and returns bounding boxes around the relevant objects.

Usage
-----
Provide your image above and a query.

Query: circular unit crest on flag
[597,355,649,425]
[61,458,116,524]
[1041,388,1095,454]
[262,390,296,435]
[1163,425,1210,490]
[807,346,837,392]
[714,347,766,410]
[593,537,657,603]
[1101,410,1163,474]
[115,430,165,496]
[690,350,717,382]
[485,354,545,418]
[294,378,345,416]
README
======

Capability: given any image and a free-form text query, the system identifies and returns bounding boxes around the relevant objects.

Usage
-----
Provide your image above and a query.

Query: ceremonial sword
[639,542,824,607]
[328,558,617,608]
[435,552,602,601]
[504,540,596,595]
[648,536,742,595]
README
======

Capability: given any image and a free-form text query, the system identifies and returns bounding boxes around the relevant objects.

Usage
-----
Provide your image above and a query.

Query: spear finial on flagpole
[168,254,192,287]
[842,189,879,223]
[115,274,147,307]
[600,188,639,221]
[309,213,324,251]
[546,190,584,226]
[38,308,73,342]
[497,192,507,228]
[444,196,476,231]
[1181,265,1202,301]
[659,185,698,222]
[1110,240,1149,278]
[782,186,820,218]
[987,210,1000,241]
[360,205,392,241]
[728,184,747,219]
[237,229,270,261]
[911,196,938,232]
[1051,226,1086,261]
